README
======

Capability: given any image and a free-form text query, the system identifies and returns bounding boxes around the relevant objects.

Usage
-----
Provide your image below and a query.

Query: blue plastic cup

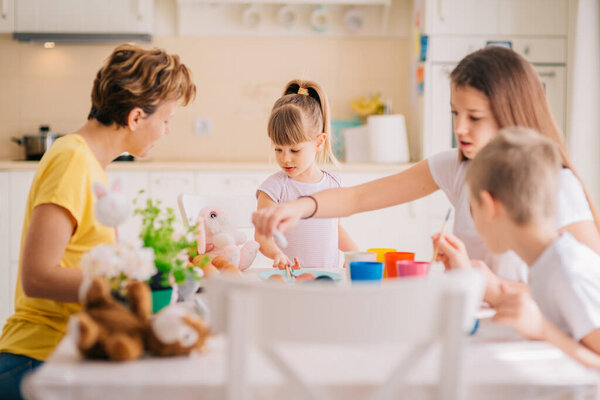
[349,261,384,281]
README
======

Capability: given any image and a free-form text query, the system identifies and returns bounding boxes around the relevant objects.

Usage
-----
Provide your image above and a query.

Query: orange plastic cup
[367,248,397,278]
[384,252,415,278]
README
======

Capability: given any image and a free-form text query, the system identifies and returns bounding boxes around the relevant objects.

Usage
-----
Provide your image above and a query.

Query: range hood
[13,32,152,43]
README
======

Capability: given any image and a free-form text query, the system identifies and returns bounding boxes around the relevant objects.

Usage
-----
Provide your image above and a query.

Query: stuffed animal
[147,303,210,357]
[72,276,210,361]
[195,206,259,271]
[71,276,151,361]
[93,180,130,228]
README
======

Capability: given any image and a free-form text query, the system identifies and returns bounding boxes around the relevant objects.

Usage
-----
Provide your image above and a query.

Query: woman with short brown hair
[0,44,195,400]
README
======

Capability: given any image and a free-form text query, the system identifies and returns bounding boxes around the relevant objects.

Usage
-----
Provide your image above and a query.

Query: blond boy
[434,127,600,369]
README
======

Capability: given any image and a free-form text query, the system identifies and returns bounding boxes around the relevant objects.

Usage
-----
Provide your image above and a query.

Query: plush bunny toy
[93,180,130,237]
[196,207,259,271]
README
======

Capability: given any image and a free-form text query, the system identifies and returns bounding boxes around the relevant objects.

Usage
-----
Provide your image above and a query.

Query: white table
[23,320,599,400]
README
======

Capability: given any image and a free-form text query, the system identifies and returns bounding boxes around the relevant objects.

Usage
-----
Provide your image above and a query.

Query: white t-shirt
[428,149,593,282]
[257,170,341,269]
[529,232,600,341]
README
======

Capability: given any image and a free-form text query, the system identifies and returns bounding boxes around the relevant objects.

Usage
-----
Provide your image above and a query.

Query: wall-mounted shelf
[176,0,392,37]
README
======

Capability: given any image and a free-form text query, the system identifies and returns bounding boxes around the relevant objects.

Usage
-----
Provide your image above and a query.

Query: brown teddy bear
[72,276,150,361]
[72,276,210,361]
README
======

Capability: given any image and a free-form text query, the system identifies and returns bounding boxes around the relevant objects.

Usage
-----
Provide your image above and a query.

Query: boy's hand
[273,253,291,270]
[492,283,548,340]
[431,232,471,270]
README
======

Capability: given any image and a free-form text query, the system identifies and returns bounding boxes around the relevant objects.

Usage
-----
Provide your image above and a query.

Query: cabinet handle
[437,0,445,22]
[0,0,7,19]
[134,0,143,20]
[538,71,556,78]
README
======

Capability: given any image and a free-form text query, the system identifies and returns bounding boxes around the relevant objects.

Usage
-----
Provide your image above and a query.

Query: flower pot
[151,287,174,313]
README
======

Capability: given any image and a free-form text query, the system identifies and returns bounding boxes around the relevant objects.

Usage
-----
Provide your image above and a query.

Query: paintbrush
[430,208,452,264]
[273,228,288,248]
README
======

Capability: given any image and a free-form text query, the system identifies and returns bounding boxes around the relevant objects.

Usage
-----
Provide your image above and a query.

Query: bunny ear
[111,179,122,193]
[93,182,107,198]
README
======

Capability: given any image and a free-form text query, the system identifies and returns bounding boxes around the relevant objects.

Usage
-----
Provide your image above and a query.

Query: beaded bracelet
[300,195,318,219]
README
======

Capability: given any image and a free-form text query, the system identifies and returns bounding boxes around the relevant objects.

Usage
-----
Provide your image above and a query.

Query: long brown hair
[268,79,336,164]
[451,46,600,230]
[88,44,196,127]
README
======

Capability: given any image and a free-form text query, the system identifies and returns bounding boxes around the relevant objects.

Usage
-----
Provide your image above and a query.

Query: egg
[295,273,316,283]
[202,263,219,278]
[221,265,242,276]
[267,274,286,283]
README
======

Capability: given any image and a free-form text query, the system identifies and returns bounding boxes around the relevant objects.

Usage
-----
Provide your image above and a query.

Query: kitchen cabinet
[177,0,393,37]
[0,0,14,32]
[0,173,10,330]
[8,171,34,265]
[149,171,196,213]
[106,170,149,243]
[423,0,568,36]
[14,0,153,34]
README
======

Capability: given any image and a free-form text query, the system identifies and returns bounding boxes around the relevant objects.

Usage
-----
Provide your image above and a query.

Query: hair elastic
[297,87,309,96]
[300,195,318,219]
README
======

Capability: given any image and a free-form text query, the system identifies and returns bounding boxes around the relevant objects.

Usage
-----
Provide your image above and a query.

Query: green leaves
[134,192,200,287]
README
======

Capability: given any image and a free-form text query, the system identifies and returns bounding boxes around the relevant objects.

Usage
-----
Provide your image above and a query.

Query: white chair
[205,270,484,400]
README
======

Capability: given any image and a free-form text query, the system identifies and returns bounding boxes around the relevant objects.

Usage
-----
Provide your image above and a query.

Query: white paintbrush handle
[273,228,288,248]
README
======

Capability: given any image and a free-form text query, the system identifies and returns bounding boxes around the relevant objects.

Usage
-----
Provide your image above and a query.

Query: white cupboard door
[0,173,10,331]
[424,64,454,157]
[536,65,566,137]
[106,171,149,243]
[0,0,14,32]
[338,171,416,252]
[9,171,34,264]
[425,0,499,35]
[9,261,18,319]
[15,0,153,33]
[149,172,195,216]
[498,0,568,36]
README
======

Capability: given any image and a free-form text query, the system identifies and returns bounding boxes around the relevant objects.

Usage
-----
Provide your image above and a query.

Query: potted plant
[134,196,204,312]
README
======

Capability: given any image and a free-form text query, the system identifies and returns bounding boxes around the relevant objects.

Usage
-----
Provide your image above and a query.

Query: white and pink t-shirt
[257,170,342,269]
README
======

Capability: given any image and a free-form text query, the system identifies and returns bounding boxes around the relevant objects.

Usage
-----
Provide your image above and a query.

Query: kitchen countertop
[0,160,415,172]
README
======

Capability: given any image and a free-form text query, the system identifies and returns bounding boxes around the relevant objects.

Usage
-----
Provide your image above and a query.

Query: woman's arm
[20,203,83,303]
[254,159,440,237]
[338,221,358,252]
[254,191,291,268]
[560,221,600,254]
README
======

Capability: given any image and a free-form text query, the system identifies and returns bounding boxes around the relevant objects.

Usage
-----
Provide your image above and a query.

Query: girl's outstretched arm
[254,159,439,237]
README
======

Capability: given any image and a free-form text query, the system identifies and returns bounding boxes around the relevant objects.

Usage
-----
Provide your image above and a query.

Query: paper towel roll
[343,125,370,163]
[367,115,409,163]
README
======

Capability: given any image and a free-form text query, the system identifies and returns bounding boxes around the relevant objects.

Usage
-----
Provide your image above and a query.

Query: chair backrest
[205,270,484,400]
[177,193,257,229]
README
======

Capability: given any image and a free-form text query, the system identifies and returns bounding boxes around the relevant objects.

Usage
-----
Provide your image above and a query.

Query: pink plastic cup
[395,260,430,277]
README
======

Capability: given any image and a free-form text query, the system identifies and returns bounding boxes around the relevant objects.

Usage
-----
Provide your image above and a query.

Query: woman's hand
[431,232,471,270]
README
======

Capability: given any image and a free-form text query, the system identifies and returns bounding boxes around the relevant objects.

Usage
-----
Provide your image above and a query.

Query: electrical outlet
[193,117,213,136]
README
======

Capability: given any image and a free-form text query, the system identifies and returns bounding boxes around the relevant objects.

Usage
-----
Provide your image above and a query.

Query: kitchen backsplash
[0,34,411,162]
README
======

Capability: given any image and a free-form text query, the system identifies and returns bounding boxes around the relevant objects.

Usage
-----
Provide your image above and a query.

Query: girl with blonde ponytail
[256,79,357,270]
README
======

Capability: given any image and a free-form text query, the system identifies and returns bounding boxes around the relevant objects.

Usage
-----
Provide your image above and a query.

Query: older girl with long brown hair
[0,44,195,400]
[253,46,600,282]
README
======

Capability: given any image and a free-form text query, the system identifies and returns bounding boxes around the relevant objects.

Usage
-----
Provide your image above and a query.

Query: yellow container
[367,248,397,278]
